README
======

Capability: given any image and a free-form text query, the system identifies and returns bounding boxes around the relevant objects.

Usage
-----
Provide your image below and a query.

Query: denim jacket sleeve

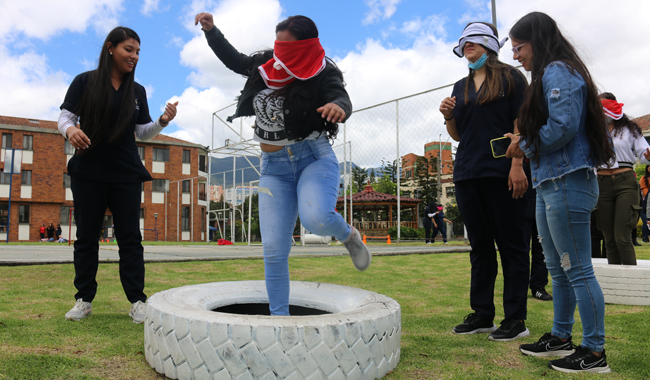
[204,27,257,76]
[520,62,586,157]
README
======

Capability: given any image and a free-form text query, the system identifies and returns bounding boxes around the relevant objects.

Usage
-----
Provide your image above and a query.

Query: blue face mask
[468,53,488,70]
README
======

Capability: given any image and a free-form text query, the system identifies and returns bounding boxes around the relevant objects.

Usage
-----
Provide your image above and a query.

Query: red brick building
[0,115,209,242]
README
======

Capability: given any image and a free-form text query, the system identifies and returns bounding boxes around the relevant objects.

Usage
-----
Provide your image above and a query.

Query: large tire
[144,281,401,380]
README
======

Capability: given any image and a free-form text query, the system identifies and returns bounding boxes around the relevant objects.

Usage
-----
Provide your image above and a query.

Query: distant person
[440,21,530,342]
[640,165,650,243]
[596,92,649,266]
[196,12,371,316]
[56,223,62,240]
[506,12,614,373]
[432,206,451,244]
[58,26,178,323]
[46,223,55,240]
[39,224,46,240]
[423,202,436,244]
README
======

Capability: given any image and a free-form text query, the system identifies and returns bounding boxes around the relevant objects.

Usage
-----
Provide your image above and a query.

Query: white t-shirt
[600,127,650,169]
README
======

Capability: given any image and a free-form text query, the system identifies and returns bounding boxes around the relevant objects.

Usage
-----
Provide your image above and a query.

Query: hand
[504,132,525,159]
[316,103,346,123]
[439,96,456,119]
[508,161,528,198]
[195,12,214,31]
[160,101,179,125]
[644,148,650,160]
[66,127,90,149]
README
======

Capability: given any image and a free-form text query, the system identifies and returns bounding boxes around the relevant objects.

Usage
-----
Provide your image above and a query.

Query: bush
[388,226,423,239]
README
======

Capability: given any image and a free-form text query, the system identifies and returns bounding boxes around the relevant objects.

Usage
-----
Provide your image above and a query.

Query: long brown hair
[462,22,521,106]
[599,92,642,138]
[510,12,614,166]
[74,27,141,153]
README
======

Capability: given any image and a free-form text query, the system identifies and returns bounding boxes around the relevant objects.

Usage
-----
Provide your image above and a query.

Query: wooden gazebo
[337,184,422,236]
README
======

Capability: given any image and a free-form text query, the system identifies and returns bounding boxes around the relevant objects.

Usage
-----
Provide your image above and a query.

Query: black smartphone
[490,136,511,158]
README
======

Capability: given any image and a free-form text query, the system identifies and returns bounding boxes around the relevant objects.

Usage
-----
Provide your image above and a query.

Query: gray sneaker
[343,226,371,271]
[65,299,92,321]
[130,300,146,324]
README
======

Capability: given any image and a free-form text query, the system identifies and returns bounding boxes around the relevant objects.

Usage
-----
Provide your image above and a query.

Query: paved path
[0,243,471,266]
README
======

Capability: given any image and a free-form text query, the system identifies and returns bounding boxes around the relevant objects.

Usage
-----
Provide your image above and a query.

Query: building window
[140,208,145,219]
[60,206,73,224]
[63,173,71,188]
[446,186,456,197]
[199,183,206,201]
[138,146,145,160]
[182,150,191,163]
[152,148,169,162]
[21,170,31,185]
[64,140,75,154]
[0,203,7,231]
[18,205,30,223]
[199,154,206,172]
[182,207,190,231]
[182,180,190,193]
[0,172,11,184]
[2,133,12,149]
[152,179,168,192]
[22,135,33,150]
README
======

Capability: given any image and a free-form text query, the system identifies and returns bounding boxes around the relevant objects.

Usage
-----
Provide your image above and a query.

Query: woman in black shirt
[58,26,178,323]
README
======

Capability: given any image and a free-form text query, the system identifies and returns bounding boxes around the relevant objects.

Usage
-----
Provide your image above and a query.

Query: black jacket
[204,27,352,141]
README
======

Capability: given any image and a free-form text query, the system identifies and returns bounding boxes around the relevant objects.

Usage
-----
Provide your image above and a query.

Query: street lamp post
[154,213,158,241]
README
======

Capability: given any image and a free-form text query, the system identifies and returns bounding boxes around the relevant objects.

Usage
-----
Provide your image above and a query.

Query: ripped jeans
[259,136,351,316]
[536,168,606,352]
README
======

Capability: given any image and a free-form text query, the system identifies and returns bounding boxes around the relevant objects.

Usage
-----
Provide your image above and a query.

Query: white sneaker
[130,300,146,324]
[343,226,371,271]
[65,299,92,321]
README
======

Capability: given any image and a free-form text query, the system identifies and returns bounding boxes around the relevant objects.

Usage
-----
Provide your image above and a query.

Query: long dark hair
[245,16,342,139]
[643,165,650,189]
[462,22,523,106]
[510,12,613,165]
[74,27,141,153]
[599,92,641,138]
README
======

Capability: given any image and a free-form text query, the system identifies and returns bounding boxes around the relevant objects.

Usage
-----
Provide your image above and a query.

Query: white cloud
[142,0,160,16]
[363,0,403,25]
[0,45,70,120]
[0,0,123,41]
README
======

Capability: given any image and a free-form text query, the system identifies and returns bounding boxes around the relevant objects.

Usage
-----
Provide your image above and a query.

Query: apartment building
[0,115,209,242]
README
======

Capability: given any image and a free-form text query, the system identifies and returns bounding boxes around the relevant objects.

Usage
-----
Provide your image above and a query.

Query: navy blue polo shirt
[451,67,527,182]
[61,71,153,183]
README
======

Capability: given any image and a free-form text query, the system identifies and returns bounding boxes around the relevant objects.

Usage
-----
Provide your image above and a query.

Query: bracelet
[444,115,454,121]
[159,117,169,127]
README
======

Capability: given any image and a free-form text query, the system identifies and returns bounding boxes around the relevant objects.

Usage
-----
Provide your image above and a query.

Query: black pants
[455,177,529,321]
[71,177,146,303]
[524,217,548,290]
[424,221,433,243]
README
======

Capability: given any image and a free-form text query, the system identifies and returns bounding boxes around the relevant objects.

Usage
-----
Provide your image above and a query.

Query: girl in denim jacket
[506,12,615,374]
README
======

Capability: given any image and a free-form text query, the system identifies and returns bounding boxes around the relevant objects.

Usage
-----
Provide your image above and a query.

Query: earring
[109,52,113,55]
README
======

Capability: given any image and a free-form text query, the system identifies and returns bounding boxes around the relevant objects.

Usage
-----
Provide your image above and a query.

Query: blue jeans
[536,168,605,352]
[259,136,351,315]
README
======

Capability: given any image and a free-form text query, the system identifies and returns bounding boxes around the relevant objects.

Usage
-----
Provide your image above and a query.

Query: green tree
[241,193,260,241]
[373,174,397,195]
[415,155,438,211]
[380,158,398,183]
[351,165,368,192]
[369,168,376,183]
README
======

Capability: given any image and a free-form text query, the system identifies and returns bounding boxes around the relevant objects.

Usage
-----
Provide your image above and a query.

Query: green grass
[1,246,649,379]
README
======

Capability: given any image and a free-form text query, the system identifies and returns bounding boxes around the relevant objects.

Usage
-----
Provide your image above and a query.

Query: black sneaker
[452,313,497,334]
[548,345,611,373]
[488,319,530,341]
[532,288,553,301]
[519,333,575,357]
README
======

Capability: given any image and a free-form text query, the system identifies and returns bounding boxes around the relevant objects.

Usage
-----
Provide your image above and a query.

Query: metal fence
[208,81,458,242]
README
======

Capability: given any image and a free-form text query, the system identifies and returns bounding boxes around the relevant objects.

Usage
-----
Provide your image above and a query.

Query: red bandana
[602,99,624,120]
[258,38,326,89]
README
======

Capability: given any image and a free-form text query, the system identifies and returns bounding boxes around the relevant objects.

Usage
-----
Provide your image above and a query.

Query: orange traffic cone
[363,235,366,244]
[387,235,391,245]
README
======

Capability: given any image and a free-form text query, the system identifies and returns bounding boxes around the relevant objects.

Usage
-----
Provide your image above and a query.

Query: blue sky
[1,0,649,155]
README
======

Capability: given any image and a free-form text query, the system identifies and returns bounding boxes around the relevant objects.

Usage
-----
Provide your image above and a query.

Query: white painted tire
[144,281,401,380]
[593,258,650,306]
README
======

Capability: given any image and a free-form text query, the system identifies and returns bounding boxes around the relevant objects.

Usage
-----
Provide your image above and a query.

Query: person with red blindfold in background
[596,93,650,265]
[195,13,371,316]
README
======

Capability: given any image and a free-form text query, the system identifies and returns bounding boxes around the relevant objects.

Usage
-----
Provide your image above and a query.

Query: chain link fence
[209,81,464,243]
